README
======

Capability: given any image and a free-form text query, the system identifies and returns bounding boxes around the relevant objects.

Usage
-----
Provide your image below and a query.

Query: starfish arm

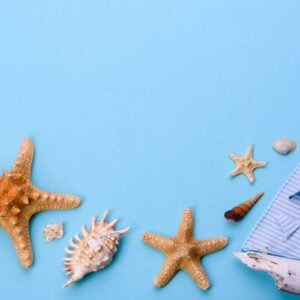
[142,232,174,253]
[229,166,241,177]
[245,145,253,158]
[176,208,193,242]
[11,138,34,179]
[228,152,239,161]
[5,223,33,268]
[154,255,180,288]
[29,187,80,212]
[244,170,254,183]
[194,237,228,256]
[252,160,267,168]
[181,258,210,290]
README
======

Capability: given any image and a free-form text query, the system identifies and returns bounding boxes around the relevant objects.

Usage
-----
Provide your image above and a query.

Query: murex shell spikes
[63,210,130,287]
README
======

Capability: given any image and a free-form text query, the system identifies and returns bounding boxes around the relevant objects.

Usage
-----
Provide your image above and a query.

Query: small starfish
[229,145,266,183]
[142,208,228,289]
[0,138,80,268]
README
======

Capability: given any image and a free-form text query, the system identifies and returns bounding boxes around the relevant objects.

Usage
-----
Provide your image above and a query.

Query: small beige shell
[63,211,129,287]
[43,223,64,242]
[272,138,296,155]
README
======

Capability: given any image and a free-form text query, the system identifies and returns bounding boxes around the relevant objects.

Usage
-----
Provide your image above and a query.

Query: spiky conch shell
[224,192,264,221]
[63,211,129,287]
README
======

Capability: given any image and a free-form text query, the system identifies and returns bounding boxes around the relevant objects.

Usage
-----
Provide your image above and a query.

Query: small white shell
[272,138,296,155]
[63,211,129,287]
[43,223,64,242]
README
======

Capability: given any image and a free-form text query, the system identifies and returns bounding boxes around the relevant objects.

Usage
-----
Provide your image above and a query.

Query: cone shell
[224,192,264,222]
[63,211,130,287]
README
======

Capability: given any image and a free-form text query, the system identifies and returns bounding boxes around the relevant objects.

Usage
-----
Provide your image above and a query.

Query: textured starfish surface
[142,208,228,289]
[229,145,267,183]
[0,138,80,268]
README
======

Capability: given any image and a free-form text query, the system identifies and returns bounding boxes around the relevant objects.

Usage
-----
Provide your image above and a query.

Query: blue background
[0,1,300,299]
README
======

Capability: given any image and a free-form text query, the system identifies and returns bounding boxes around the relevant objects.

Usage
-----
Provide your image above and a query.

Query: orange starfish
[0,138,80,268]
[142,208,228,289]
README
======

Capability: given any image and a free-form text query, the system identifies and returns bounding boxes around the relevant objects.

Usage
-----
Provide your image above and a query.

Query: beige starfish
[142,208,228,289]
[0,138,81,268]
[229,145,266,183]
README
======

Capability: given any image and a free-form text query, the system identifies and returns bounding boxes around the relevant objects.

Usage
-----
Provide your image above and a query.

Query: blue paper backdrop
[0,1,300,299]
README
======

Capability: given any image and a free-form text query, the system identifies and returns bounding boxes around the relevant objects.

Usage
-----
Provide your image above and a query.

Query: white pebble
[272,138,296,155]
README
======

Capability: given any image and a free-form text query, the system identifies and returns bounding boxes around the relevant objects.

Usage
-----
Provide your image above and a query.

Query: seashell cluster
[43,223,64,242]
[272,138,296,155]
[63,210,129,287]
[224,192,264,222]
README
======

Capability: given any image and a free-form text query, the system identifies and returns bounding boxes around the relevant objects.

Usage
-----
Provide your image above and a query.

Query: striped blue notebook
[243,164,300,260]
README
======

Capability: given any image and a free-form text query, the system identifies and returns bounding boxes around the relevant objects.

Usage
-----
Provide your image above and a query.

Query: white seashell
[272,138,296,155]
[63,210,130,287]
[43,223,64,242]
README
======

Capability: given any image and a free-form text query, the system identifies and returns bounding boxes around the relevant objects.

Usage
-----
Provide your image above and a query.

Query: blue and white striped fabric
[243,164,300,259]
